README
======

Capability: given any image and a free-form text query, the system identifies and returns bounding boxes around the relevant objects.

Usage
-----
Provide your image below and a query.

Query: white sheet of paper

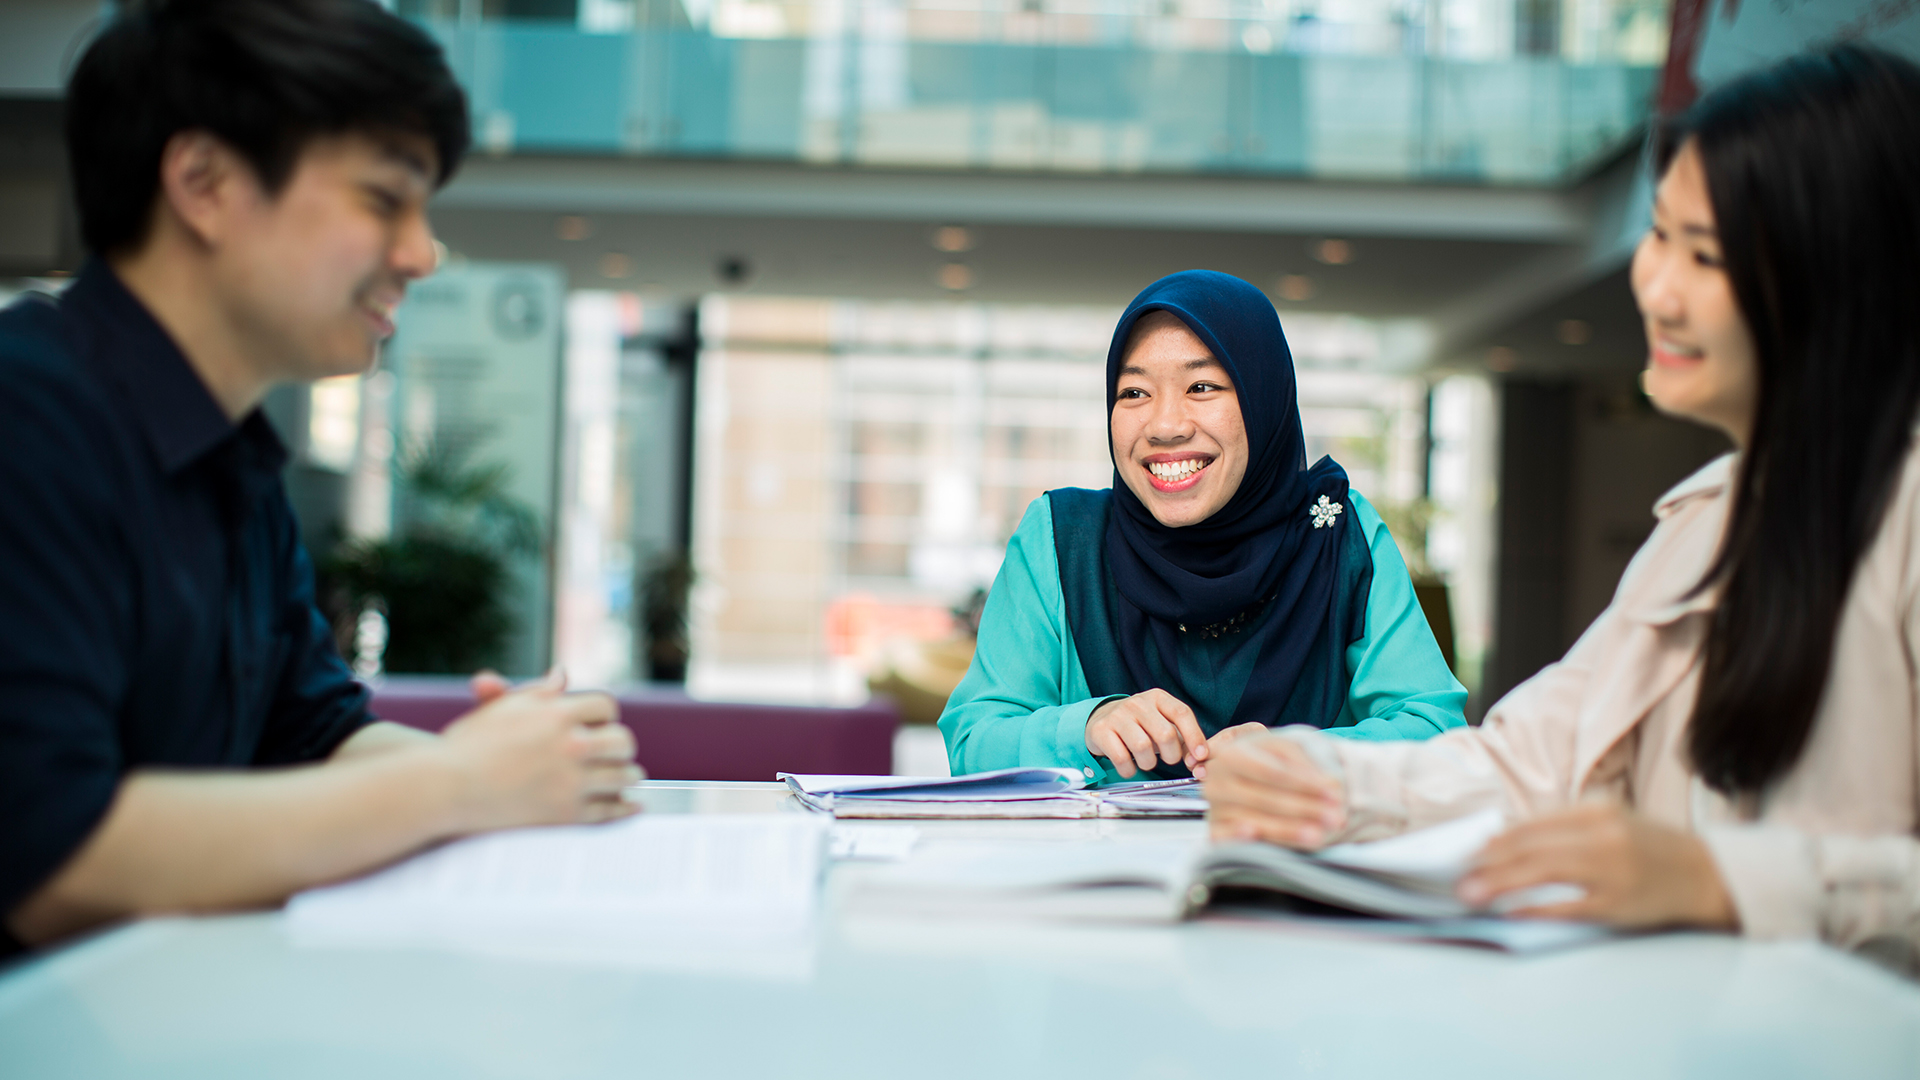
[830,824,921,861]
[285,814,828,975]
[871,838,1201,892]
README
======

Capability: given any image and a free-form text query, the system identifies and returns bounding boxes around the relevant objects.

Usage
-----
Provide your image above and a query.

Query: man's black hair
[66,0,471,255]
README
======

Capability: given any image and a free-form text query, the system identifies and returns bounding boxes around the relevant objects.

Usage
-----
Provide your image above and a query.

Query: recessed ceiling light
[1486,346,1517,372]
[557,215,592,241]
[1276,274,1314,301]
[1313,239,1353,265]
[600,252,632,279]
[939,263,974,290]
[1556,318,1592,345]
[933,226,974,253]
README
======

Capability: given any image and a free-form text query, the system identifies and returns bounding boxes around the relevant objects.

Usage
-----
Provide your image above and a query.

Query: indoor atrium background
[6,0,1906,773]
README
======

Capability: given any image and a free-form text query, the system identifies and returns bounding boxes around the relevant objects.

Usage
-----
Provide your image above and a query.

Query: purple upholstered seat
[367,676,898,781]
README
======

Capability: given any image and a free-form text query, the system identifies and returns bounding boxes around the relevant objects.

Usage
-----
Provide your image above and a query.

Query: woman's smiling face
[1630,139,1760,447]
[1111,312,1250,528]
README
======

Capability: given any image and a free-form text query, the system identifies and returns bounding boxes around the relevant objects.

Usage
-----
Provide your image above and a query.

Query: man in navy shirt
[0,0,639,955]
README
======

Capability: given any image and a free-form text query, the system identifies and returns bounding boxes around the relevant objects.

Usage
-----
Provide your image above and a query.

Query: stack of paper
[779,769,1209,819]
[286,814,829,973]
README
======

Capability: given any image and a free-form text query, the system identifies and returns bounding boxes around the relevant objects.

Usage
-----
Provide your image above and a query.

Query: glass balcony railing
[416,1,1665,184]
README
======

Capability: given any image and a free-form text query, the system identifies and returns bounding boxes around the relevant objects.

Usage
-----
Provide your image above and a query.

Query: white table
[2,781,1916,1079]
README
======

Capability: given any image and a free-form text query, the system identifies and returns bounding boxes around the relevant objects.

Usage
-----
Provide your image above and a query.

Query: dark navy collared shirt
[0,263,373,952]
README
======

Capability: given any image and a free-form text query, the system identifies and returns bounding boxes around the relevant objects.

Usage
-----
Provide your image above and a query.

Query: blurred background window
[379,0,1670,183]
[683,295,1443,709]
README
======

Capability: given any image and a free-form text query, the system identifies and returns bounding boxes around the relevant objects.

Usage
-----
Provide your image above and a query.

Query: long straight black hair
[1666,45,1920,796]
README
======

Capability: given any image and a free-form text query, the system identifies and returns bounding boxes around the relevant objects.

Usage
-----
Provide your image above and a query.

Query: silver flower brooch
[1310,495,1343,529]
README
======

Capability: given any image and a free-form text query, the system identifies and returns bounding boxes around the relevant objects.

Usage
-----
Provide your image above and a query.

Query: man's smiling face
[212,131,440,382]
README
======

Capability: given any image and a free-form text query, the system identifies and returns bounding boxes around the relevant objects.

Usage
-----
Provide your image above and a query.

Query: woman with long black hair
[1204,43,1920,954]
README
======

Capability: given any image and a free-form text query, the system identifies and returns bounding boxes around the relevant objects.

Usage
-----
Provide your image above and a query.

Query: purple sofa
[369,677,899,781]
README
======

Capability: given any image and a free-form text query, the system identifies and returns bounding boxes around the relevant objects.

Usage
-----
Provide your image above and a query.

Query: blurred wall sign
[491,277,549,341]
[383,263,565,676]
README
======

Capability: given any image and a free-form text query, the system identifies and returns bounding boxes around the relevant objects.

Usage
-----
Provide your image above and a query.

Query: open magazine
[844,809,1607,951]
[780,769,1207,819]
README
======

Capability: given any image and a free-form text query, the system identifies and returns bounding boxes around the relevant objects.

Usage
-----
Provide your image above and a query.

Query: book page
[1313,807,1505,885]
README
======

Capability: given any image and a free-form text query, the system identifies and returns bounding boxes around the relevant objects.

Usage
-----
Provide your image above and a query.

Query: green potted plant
[638,551,694,683]
[1374,498,1456,674]
[320,443,543,675]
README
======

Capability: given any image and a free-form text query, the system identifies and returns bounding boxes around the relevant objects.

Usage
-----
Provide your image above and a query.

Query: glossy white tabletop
[2,781,1916,1080]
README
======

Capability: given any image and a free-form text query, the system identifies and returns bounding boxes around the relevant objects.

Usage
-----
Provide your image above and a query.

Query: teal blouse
[938,490,1466,783]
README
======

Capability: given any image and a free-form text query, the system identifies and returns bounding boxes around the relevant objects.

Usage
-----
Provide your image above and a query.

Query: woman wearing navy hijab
[940,270,1465,782]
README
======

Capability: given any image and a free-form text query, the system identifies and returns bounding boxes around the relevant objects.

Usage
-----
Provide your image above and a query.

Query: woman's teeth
[1148,459,1207,483]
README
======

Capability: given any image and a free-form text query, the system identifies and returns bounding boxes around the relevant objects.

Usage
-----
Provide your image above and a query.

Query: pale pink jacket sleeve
[1291,637,1920,948]
[1697,828,1920,945]
[1279,450,1920,951]
[1282,620,1612,845]
[1277,459,1735,838]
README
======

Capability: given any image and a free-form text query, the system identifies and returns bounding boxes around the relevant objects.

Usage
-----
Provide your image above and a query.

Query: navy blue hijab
[1101,270,1363,728]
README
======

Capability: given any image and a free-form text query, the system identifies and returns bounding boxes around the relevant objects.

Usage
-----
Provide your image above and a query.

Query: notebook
[780,770,1208,819]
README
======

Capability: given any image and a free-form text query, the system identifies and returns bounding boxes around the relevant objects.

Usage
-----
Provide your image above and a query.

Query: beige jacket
[1292,451,1920,951]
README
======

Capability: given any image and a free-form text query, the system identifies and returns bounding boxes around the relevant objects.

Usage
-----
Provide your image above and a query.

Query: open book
[846,809,1605,951]
[780,769,1206,819]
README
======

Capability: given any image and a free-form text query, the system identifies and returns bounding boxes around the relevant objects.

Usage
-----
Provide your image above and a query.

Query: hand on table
[1084,691,1259,779]
[1202,732,1345,848]
[440,670,644,831]
[1195,722,1268,779]
[1458,804,1738,929]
